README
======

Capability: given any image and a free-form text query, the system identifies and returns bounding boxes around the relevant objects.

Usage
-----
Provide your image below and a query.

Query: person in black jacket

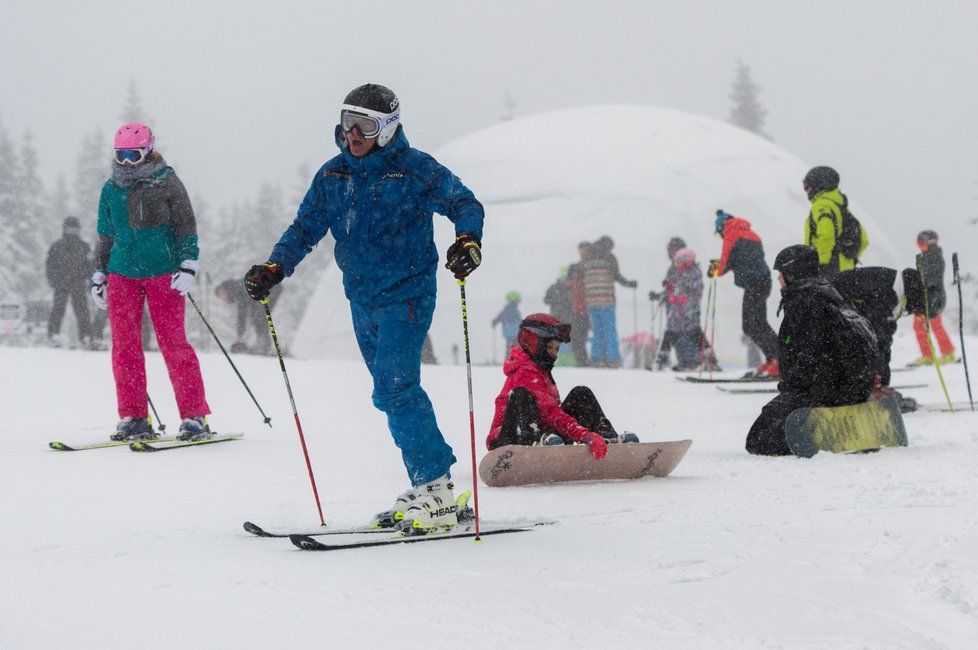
[215,279,279,354]
[45,216,92,345]
[746,245,878,456]
[543,268,574,325]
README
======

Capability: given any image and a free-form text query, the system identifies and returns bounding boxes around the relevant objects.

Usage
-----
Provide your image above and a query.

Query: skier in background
[803,166,869,277]
[243,84,484,533]
[710,210,779,377]
[215,279,279,354]
[543,268,573,325]
[45,216,92,347]
[92,122,211,442]
[910,230,956,365]
[583,235,637,367]
[487,313,637,453]
[492,290,522,352]
[566,242,591,366]
[746,245,878,455]
[652,242,717,371]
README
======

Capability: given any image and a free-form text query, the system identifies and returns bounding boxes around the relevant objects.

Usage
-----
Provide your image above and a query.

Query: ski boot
[909,356,934,367]
[937,352,958,365]
[177,417,213,441]
[110,417,156,441]
[539,432,565,446]
[753,358,780,378]
[396,474,460,536]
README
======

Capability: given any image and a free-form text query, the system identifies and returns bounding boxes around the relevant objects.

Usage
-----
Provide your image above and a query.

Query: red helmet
[518,313,571,355]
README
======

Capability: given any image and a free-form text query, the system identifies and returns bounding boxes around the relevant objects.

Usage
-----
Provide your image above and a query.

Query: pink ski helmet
[114,122,154,150]
[674,247,697,267]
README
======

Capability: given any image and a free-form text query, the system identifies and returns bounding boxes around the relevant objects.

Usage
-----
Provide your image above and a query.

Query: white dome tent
[294,104,896,367]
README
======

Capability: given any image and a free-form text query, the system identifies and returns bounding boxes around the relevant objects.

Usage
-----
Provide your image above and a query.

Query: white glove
[91,271,108,311]
[170,260,198,296]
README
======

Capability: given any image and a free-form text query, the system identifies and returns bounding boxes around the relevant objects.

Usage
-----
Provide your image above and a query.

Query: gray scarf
[111,158,166,188]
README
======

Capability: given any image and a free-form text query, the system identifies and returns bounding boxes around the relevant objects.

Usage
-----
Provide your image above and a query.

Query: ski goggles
[340,105,399,137]
[114,147,150,165]
[522,320,571,343]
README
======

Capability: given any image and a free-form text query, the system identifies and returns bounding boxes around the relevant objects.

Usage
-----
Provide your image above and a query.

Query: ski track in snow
[1,338,977,649]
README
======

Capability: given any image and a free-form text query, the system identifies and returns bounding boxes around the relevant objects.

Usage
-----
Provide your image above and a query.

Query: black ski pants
[570,312,590,366]
[492,385,616,449]
[48,284,91,340]
[742,277,778,362]
[745,390,821,456]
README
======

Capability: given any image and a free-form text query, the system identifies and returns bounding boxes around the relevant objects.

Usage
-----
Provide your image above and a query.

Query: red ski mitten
[582,432,608,460]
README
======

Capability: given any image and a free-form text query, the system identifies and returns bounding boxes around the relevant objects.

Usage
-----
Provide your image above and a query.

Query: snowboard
[717,383,928,395]
[479,440,692,487]
[784,395,908,458]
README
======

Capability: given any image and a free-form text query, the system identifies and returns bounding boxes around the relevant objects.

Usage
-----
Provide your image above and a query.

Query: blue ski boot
[110,417,155,441]
[177,417,212,441]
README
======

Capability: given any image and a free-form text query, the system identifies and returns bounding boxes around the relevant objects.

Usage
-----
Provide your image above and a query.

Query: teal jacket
[96,165,199,278]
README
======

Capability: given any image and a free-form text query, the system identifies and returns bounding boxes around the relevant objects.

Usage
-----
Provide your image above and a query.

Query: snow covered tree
[119,78,149,124]
[16,133,48,298]
[729,60,769,139]
[72,129,108,234]
[0,115,24,299]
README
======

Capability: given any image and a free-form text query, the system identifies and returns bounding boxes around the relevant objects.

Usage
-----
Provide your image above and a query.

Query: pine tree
[729,60,769,139]
[501,91,516,122]
[17,132,48,298]
[120,78,149,123]
[0,114,24,299]
[72,129,109,234]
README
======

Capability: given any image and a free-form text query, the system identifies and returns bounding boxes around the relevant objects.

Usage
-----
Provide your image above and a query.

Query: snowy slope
[2,332,977,648]
[295,104,898,365]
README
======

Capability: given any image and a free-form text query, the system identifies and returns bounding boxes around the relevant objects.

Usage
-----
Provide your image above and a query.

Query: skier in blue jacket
[244,84,484,533]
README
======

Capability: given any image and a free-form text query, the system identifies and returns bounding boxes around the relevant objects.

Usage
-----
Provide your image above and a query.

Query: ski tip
[49,442,70,451]
[243,521,267,536]
[290,534,325,551]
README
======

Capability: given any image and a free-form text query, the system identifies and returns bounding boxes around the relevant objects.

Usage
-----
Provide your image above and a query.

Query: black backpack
[827,300,879,392]
[809,197,863,263]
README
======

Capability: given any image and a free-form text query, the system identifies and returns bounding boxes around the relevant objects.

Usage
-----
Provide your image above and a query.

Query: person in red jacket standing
[709,210,780,376]
[486,314,638,457]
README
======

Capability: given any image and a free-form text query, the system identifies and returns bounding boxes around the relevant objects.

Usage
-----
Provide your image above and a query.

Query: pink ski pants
[108,274,210,420]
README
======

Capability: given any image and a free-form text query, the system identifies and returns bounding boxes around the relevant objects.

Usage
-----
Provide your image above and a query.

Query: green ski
[129,434,244,452]
[50,435,175,451]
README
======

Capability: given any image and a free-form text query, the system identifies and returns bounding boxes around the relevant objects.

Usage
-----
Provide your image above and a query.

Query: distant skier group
[61,81,960,534]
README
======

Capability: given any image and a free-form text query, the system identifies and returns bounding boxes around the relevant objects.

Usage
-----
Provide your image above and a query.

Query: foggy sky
[3,0,977,267]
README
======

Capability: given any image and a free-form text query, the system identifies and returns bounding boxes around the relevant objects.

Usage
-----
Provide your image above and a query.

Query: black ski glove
[445,234,482,279]
[244,262,284,301]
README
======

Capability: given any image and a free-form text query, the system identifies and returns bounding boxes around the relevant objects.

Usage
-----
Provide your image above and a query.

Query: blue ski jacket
[269,126,484,307]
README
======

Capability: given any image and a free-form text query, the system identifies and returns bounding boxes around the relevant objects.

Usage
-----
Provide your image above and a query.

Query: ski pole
[187,293,272,427]
[147,393,165,433]
[918,260,954,412]
[261,298,326,527]
[632,286,639,344]
[952,253,974,410]
[457,279,482,542]
[698,278,713,378]
[708,275,719,380]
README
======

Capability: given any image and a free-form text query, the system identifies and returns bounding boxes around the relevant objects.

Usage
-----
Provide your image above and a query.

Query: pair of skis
[49,434,243,452]
[243,517,553,552]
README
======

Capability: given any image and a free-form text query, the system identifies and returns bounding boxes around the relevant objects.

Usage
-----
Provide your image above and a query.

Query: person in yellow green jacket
[803,166,869,276]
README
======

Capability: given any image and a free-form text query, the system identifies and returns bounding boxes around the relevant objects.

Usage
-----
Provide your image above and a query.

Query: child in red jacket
[486,314,638,459]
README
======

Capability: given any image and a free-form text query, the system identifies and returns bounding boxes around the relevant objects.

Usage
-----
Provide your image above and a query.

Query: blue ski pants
[350,296,456,486]
[588,306,621,363]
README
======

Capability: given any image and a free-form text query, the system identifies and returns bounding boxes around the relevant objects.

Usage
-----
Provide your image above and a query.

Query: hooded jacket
[915,243,947,316]
[804,189,869,273]
[269,126,484,307]
[716,217,770,288]
[486,346,593,449]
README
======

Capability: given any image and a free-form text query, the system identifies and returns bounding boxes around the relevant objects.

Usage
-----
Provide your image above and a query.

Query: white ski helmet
[340,83,401,148]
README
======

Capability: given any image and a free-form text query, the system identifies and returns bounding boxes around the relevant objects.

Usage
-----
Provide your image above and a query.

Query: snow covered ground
[2,328,977,648]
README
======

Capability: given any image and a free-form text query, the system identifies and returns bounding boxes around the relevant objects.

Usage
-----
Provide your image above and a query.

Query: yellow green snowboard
[785,395,908,458]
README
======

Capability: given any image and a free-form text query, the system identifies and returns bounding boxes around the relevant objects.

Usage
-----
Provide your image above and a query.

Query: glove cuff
[92,271,107,285]
[178,260,199,275]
